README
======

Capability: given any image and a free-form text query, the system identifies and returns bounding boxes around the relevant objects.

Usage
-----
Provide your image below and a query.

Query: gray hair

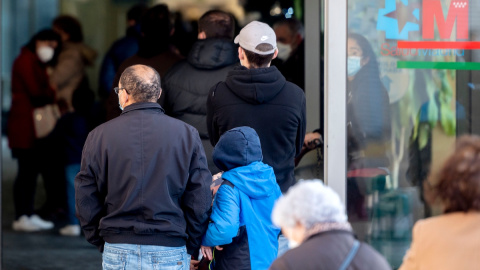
[119,65,161,102]
[272,179,347,229]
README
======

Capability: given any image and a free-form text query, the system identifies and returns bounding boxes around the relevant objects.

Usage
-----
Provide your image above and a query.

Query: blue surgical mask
[118,100,126,111]
[347,56,362,77]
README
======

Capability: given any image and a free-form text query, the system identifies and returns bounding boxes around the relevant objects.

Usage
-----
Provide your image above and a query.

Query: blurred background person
[51,15,97,113]
[399,135,480,270]
[105,4,182,121]
[270,180,391,270]
[98,3,147,99]
[55,87,96,236]
[8,29,62,232]
[273,17,305,90]
[162,9,238,175]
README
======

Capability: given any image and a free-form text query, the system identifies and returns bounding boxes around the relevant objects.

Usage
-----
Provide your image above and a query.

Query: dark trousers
[13,138,66,220]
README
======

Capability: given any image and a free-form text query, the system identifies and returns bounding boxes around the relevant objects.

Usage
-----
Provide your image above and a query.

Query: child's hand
[201,245,213,260]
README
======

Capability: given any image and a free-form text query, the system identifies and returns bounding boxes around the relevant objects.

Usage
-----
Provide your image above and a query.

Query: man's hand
[201,245,213,260]
[304,132,322,149]
[190,259,199,270]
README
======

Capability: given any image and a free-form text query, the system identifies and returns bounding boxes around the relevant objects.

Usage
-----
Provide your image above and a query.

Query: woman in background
[8,29,62,232]
[399,135,480,270]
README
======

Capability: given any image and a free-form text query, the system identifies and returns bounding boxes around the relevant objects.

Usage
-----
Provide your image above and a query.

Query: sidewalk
[2,137,102,269]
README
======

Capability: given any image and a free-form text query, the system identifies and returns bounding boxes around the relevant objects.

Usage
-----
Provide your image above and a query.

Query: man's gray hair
[272,180,347,229]
[119,65,161,102]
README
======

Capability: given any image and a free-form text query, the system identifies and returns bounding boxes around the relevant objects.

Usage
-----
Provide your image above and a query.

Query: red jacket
[7,47,56,149]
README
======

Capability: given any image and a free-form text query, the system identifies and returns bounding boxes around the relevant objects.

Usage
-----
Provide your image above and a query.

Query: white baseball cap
[234,21,277,55]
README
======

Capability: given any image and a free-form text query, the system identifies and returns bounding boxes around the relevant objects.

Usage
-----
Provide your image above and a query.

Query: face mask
[347,56,362,77]
[276,42,292,61]
[37,46,54,63]
[288,240,300,249]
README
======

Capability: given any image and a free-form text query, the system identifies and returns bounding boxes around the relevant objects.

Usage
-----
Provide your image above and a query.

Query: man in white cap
[206,21,306,256]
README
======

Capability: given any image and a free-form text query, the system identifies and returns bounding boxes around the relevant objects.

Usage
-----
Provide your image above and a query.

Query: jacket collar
[121,102,165,115]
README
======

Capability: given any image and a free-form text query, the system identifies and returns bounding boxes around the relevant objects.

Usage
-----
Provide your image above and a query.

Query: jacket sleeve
[202,184,240,247]
[50,48,83,90]
[206,83,221,146]
[398,220,423,270]
[296,94,307,157]
[181,133,212,258]
[75,131,106,252]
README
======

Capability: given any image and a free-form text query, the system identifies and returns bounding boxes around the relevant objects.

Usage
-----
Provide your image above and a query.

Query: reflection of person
[273,18,305,90]
[200,127,281,270]
[98,3,147,98]
[270,180,392,270]
[399,135,480,270]
[105,4,182,121]
[51,15,97,113]
[75,65,212,268]
[9,29,62,232]
[163,10,238,175]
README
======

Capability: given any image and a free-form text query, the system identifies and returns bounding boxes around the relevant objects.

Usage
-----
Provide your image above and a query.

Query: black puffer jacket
[163,38,238,174]
[207,66,306,193]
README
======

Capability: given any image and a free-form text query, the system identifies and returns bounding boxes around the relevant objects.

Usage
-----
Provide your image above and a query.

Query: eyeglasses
[114,87,128,94]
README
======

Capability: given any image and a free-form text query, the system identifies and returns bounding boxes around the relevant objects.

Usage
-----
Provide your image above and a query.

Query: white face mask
[118,99,126,111]
[347,56,362,77]
[288,240,300,249]
[37,46,54,63]
[276,42,292,61]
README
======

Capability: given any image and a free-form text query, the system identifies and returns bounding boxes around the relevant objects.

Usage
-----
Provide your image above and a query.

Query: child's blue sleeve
[202,184,240,247]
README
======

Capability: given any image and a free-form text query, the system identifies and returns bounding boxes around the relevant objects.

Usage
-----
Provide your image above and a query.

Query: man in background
[162,10,238,174]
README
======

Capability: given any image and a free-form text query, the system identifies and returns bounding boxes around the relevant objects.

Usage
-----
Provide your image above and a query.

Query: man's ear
[198,31,207,40]
[272,48,279,60]
[158,89,163,100]
[238,47,245,61]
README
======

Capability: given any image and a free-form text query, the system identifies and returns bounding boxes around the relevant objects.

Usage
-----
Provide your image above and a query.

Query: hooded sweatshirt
[203,126,282,270]
[163,38,238,174]
[207,65,306,192]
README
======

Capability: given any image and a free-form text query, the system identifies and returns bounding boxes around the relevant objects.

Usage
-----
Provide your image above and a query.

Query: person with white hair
[269,180,391,270]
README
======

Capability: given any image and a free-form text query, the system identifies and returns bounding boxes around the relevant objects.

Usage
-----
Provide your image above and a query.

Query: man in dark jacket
[75,65,212,268]
[98,4,146,98]
[105,4,182,121]
[163,10,238,174]
[207,21,306,193]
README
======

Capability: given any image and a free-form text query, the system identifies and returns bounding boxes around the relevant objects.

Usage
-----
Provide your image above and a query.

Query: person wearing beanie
[200,126,282,270]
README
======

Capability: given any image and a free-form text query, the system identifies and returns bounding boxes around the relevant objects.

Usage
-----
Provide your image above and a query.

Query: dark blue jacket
[99,26,141,97]
[203,127,281,270]
[75,102,212,257]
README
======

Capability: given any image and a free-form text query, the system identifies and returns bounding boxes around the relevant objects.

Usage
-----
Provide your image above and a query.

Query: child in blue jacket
[201,126,282,270]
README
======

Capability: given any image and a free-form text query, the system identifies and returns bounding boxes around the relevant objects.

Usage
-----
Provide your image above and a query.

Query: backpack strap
[338,240,360,270]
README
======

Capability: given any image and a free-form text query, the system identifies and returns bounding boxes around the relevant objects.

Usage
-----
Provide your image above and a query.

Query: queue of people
[7,3,480,270]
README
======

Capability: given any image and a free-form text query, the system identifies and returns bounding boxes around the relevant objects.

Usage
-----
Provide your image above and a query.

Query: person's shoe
[29,214,54,230]
[12,215,42,232]
[59,225,81,236]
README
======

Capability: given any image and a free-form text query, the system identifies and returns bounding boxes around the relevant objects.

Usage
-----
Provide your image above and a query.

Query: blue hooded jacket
[203,126,281,270]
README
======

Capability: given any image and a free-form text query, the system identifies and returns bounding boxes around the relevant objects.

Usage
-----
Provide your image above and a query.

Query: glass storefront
[346,0,479,268]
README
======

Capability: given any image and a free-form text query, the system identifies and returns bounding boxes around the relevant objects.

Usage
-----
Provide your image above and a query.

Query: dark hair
[53,15,83,42]
[198,10,235,40]
[25,29,62,65]
[434,135,480,213]
[119,65,161,102]
[347,33,380,77]
[138,4,171,57]
[127,3,147,22]
[242,44,275,68]
[274,17,304,38]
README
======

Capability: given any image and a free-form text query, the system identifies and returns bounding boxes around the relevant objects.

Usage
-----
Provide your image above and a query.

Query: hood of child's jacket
[225,65,286,104]
[222,161,277,199]
[213,126,263,171]
[188,38,238,70]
